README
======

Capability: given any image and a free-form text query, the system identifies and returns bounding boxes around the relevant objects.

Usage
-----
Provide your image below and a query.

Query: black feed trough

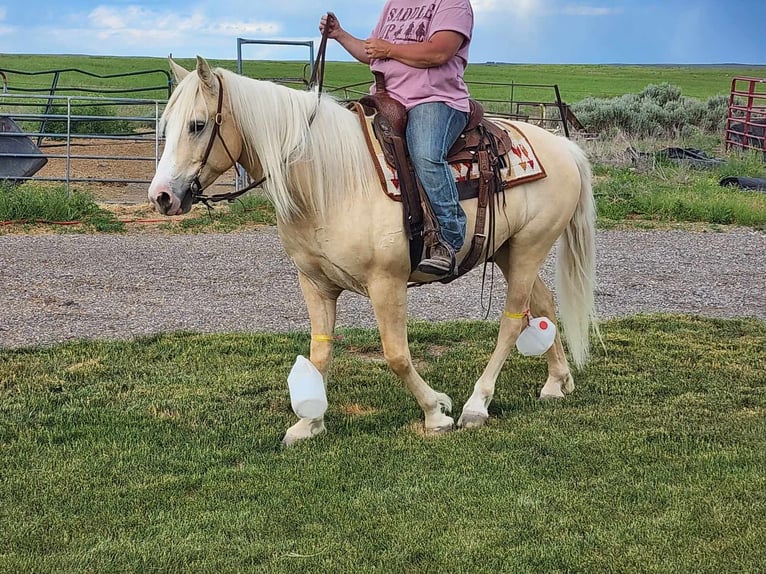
[0,116,47,183]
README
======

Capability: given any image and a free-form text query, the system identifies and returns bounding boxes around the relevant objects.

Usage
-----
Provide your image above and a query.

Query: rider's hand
[319,13,342,39]
[364,38,393,60]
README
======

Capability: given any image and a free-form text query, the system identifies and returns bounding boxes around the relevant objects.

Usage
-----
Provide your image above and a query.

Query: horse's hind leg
[530,277,574,400]
[458,240,565,429]
[368,276,454,434]
[283,272,340,446]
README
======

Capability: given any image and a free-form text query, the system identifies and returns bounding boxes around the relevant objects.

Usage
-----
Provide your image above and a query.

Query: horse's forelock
[161,74,207,133]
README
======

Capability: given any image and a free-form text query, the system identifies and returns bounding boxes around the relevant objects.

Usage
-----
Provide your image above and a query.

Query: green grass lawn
[1,316,764,572]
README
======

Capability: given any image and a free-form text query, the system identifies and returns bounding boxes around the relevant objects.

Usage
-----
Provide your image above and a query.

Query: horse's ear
[195,56,216,90]
[168,56,190,84]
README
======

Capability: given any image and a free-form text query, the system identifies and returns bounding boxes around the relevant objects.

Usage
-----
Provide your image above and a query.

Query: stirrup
[417,243,456,277]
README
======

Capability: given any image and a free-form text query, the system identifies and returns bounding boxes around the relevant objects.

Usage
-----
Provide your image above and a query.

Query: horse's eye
[189,120,206,134]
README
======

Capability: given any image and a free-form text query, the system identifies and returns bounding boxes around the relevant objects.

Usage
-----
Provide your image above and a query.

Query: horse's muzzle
[149,186,193,216]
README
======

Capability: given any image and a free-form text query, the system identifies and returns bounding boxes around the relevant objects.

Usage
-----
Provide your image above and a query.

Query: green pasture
[3,53,765,102]
[592,152,766,230]
[1,316,764,572]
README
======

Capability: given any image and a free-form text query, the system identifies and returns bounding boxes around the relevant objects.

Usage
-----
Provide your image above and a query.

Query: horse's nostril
[156,191,172,211]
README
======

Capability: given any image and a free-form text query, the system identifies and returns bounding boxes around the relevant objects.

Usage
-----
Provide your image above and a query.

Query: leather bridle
[189,74,265,207]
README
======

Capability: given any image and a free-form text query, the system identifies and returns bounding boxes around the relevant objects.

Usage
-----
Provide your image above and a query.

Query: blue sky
[1,0,765,64]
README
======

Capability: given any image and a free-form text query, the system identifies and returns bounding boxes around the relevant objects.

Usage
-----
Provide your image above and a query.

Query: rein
[189,12,333,207]
[308,12,334,95]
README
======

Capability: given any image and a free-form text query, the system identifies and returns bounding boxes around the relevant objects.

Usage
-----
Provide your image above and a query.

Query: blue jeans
[406,102,469,252]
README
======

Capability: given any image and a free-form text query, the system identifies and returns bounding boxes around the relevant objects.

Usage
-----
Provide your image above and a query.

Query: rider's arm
[321,14,371,65]
[366,31,465,68]
[336,31,372,65]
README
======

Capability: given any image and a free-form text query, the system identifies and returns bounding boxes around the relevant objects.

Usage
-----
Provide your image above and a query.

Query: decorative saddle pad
[353,106,547,201]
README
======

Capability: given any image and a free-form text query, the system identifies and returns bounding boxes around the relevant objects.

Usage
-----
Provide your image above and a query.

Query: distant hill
[484,61,766,69]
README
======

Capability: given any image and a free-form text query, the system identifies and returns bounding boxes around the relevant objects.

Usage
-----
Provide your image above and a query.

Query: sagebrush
[573,82,729,137]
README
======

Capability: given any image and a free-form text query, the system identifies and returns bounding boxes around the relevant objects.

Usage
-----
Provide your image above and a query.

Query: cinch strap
[311,334,334,342]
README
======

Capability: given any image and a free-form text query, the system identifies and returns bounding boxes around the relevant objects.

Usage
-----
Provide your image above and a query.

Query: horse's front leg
[368,276,454,434]
[282,272,340,446]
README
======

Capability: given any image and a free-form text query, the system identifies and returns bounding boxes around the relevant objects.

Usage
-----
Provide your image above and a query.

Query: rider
[320,1,474,277]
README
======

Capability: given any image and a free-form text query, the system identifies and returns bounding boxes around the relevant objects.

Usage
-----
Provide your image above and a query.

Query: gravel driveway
[1,228,764,348]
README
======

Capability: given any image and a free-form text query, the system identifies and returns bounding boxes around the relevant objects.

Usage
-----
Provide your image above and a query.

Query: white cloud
[208,21,280,36]
[87,5,280,45]
[89,6,129,29]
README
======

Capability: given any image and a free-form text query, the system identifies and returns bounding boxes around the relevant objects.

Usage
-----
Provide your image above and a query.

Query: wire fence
[0,77,577,202]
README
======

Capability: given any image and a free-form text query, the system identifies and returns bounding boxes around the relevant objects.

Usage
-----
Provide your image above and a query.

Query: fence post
[65,97,71,196]
[553,84,570,138]
[155,101,160,170]
[38,71,61,147]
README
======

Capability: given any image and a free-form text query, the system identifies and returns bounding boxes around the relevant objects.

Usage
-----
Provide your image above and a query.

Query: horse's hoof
[457,410,489,429]
[425,417,454,435]
[282,420,326,447]
[540,376,574,400]
[539,388,565,400]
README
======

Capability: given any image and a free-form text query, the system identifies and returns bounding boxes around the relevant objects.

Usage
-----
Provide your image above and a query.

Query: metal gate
[0,93,237,201]
[724,76,766,157]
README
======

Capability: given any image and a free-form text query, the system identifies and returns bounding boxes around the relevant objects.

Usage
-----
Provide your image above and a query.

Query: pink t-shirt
[370,0,473,112]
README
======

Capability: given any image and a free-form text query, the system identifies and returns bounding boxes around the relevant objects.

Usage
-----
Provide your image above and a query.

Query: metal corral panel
[724,76,766,157]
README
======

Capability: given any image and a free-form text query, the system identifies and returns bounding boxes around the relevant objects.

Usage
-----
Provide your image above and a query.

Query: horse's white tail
[555,138,599,369]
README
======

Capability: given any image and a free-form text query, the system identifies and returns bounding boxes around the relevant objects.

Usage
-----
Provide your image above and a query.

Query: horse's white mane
[166,67,379,222]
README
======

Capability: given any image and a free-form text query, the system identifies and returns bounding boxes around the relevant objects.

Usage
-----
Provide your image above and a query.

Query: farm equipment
[0,115,47,183]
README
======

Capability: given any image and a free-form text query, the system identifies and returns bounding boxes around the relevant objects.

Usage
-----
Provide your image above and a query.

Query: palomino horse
[148,57,599,445]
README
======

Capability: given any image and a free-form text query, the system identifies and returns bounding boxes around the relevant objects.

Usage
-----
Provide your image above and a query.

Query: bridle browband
[189,74,266,207]
[188,13,333,208]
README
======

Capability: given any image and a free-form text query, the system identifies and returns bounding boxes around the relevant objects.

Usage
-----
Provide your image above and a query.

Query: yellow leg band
[311,334,334,342]
[503,309,529,320]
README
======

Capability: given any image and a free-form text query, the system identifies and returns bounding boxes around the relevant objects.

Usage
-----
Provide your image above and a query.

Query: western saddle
[356,72,513,281]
